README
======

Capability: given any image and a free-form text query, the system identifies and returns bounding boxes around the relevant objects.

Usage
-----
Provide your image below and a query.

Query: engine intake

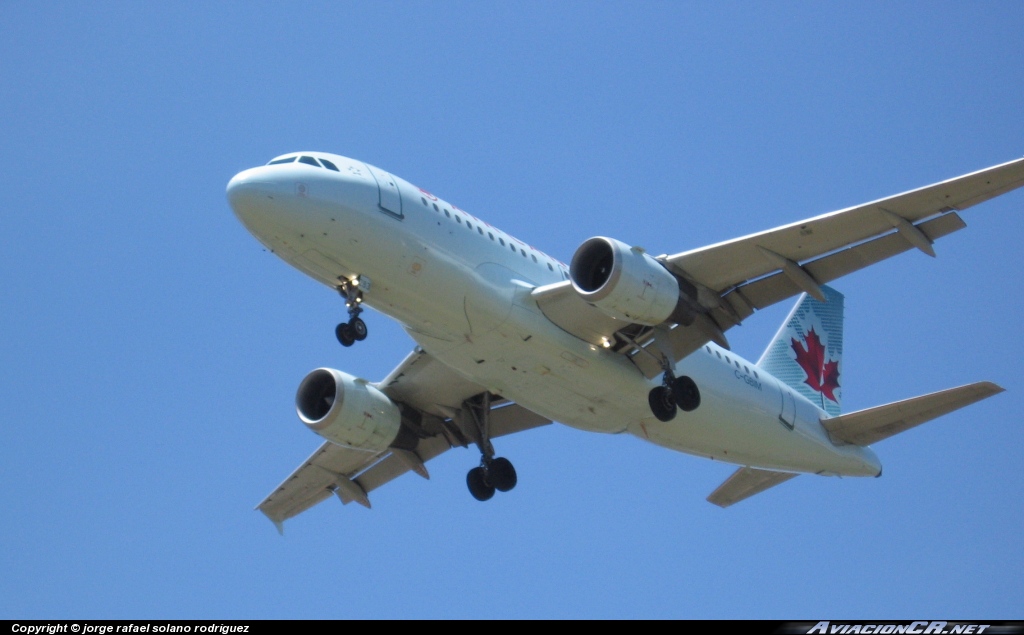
[296,368,401,453]
[570,236,691,326]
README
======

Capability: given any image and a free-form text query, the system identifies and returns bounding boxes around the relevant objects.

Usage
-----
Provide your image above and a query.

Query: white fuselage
[227,153,881,478]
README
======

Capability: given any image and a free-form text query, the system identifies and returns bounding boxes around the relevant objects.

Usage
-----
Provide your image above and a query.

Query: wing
[536,158,1024,375]
[666,157,1024,332]
[256,348,551,530]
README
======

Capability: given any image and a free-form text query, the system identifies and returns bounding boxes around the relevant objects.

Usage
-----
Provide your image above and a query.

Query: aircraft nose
[226,168,274,218]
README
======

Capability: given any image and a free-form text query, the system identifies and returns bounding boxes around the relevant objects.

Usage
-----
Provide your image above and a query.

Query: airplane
[226,152,1024,530]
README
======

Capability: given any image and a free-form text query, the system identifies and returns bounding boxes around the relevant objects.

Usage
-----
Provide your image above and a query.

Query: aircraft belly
[629,353,878,475]
[296,202,474,340]
[311,191,879,476]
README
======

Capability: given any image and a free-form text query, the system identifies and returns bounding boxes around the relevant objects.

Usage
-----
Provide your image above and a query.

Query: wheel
[672,375,701,412]
[349,317,368,341]
[488,457,517,492]
[335,322,355,347]
[467,466,495,501]
[648,385,677,422]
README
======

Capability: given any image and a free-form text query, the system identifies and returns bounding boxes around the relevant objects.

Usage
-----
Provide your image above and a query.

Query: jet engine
[295,368,401,453]
[570,236,693,326]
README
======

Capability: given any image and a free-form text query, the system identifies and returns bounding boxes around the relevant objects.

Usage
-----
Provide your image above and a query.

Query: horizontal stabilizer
[707,466,798,508]
[821,381,1004,447]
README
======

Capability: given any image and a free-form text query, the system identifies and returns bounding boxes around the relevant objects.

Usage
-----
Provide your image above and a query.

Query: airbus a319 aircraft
[227,152,1023,530]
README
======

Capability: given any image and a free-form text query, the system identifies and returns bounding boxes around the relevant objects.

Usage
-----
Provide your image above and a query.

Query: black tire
[672,375,701,412]
[335,322,355,347]
[467,466,495,501]
[488,457,517,492]
[349,317,368,341]
[648,385,677,422]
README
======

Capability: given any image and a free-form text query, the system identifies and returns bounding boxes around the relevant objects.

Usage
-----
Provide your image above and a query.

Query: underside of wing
[256,348,552,529]
[377,347,489,418]
[256,442,384,531]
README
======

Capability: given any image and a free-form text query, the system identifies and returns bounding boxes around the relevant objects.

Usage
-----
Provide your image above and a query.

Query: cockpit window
[298,156,321,167]
[268,156,296,165]
[319,158,340,171]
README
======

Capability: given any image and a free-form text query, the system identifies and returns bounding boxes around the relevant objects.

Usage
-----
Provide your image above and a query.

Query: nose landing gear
[335,277,369,347]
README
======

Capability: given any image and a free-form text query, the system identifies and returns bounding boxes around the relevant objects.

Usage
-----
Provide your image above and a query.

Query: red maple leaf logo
[791,326,840,403]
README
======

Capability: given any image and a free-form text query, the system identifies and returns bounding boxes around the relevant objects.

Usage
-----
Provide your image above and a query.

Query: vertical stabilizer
[757,285,844,416]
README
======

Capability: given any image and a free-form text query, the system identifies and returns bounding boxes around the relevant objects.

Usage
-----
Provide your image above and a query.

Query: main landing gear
[467,456,517,502]
[463,393,517,501]
[335,277,369,347]
[648,364,701,422]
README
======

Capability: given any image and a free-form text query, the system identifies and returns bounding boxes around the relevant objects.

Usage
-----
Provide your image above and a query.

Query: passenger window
[489,232,494,240]
[548,263,553,271]
[319,158,340,171]
[521,249,526,257]
[298,156,320,167]
[268,157,296,165]
[433,203,439,212]
[456,216,461,224]
[716,352,721,359]
[706,346,711,353]
[421,197,428,206]
[532,254,537,263]
[753,370,759,378]
[499,238,505,246]
[444,210,450,218]
[478,227,484,235]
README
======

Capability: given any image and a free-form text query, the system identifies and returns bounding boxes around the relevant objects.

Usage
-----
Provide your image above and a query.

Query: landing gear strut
[335,277,369,347]
[647,358,701,422]
[462,393,517,501]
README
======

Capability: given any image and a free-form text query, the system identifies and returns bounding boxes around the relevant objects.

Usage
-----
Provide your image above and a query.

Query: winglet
[258,507,286,535]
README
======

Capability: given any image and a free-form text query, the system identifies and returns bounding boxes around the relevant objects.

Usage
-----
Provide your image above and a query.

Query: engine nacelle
[295,368,401,453]
[570,236,684,326]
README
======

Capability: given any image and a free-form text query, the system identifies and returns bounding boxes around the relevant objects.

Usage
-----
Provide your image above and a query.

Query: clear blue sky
[2,1,1023,619]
